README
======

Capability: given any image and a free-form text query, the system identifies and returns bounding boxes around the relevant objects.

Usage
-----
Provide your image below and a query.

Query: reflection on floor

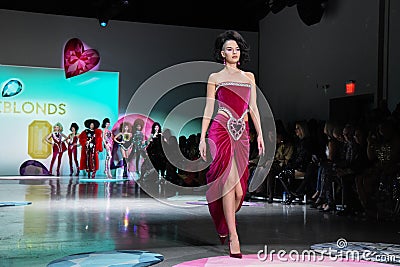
[0,176,399,267]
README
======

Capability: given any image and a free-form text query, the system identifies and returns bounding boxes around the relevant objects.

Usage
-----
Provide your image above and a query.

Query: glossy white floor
[0,176,399,267]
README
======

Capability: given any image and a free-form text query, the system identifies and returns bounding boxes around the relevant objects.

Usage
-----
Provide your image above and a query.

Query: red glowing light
[346,81,355,95]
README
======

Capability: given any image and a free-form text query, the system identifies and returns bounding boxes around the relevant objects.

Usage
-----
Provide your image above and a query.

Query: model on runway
[199,30,265,258]
[66,122,80,176]
[102,118,114,178]
[114,121,133,177]
[79,119,103,178]
[46,122,68,176]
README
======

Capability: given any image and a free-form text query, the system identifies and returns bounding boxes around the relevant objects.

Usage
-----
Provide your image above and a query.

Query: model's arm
[199,74,216,161]
[75,133,81,147]
[114,133,123,144]
[247,72,265,155]
[45,133,53,144]
[61,133,68,142]
[102,130,108,146]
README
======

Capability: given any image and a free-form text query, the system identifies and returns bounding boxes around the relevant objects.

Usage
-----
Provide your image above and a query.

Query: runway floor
[0,175,399,266]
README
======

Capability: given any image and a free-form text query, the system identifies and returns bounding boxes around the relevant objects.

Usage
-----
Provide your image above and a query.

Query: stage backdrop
[0,65,119,176]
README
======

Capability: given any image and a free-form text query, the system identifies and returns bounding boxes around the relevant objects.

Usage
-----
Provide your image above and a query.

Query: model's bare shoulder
[244,71,255,81]
[207,73,219,85]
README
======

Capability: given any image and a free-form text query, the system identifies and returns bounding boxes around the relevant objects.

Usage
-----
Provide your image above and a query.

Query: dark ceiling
[0,0,280,32]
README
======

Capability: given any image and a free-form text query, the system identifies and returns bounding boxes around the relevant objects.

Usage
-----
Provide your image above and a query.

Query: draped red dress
[206,81,251,237]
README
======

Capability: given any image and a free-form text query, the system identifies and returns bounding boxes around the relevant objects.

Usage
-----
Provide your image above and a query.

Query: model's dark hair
[69,122,79,132]
[101,118,110,128]
[151,122,162,134]
[214,30,250,65]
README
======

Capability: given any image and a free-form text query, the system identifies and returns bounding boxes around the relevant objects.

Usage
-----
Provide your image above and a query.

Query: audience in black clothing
[252,125,294,203]
[311,121,343,211]
[277,120,314,204]
[355,118,400,219]
[141,101,400,221]
[330,124,363,215]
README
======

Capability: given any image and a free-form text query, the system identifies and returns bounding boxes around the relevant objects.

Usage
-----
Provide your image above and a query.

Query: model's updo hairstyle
[70,122,79,132]
[214,30,250,65]
[101,118,110,128]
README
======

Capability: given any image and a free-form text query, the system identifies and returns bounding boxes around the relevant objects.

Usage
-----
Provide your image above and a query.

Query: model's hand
[257,135,265,156]
[199,140,207,161]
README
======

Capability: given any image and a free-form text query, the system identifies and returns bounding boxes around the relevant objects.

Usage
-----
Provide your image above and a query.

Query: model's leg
[106,149,112,178]
[135,150,140,174]
[69,148,74,175]
[104,153,109,174]
[87,148,92,178]
[127,147,133,175]
[92,148,98,178]
[137,150,147,174]
[56,151,63,176]
[122,150,128,177]
[49,146,57,175]
[234,181,243,212]
[222,158,241,255]
[108,149,113,177]
[73,147,79,176]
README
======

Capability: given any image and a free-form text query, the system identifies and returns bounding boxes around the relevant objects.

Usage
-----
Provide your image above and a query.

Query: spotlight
[99,19,108,27]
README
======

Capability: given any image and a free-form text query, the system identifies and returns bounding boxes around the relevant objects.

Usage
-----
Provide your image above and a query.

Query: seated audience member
[311,121,342,211]
[355,118,400,219]
[334,124,363,216]
[252,127,294,203]
[287,119,327,203]
[277,120,313,204]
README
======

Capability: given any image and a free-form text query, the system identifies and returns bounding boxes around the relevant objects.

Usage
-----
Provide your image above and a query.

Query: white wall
[259,0,379,124]
[0,9,259,116]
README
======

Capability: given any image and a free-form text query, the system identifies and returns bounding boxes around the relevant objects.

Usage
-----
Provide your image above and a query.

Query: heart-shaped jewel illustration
[64,38,100,78]
[2,79,22,97]
[228,117,245,141]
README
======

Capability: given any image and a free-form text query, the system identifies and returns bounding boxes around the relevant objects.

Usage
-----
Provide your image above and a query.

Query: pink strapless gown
[206,82,251,237]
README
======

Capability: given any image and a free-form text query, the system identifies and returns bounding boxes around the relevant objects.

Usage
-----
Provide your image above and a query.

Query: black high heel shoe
[229,240,242,259]
[310,198,323,209]
[322,204,335,213]
[284,194,296,205]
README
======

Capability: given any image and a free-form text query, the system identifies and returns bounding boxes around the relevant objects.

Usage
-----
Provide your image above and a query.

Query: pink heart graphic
[63,38,100,78]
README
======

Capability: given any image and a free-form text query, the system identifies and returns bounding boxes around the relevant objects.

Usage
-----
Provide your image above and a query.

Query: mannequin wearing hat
[79,119,103,178]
